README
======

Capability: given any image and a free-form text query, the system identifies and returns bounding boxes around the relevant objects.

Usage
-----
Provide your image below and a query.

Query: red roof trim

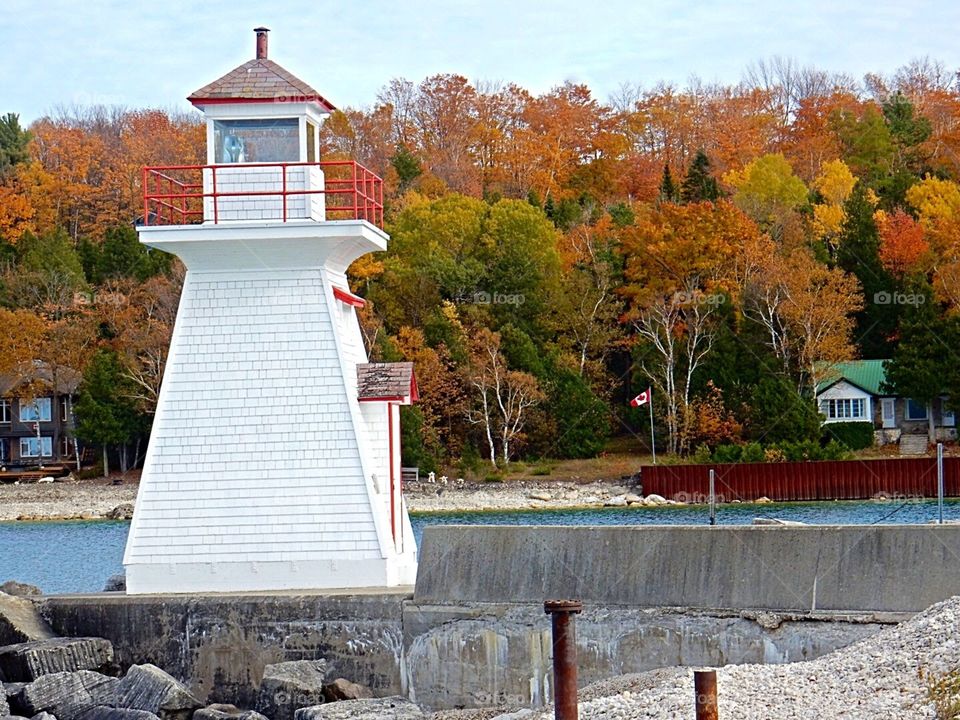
[358,395,407,403]
[333,286,366,308]
[188,96,336,111]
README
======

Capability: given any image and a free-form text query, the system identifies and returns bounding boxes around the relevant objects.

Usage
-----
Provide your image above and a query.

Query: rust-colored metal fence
[642,457,960,502]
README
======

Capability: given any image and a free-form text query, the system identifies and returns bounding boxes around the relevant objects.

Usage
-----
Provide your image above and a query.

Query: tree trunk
[74,438,81,471]
[928,402,936,445]
[102,446,109,478]
[120,444,129,473]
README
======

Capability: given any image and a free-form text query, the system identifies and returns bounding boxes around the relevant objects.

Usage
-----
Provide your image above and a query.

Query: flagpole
[648,388,656,465]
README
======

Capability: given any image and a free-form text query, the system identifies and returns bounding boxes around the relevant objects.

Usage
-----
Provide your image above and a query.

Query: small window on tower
[213,118,299,163]
[306,121,317,163]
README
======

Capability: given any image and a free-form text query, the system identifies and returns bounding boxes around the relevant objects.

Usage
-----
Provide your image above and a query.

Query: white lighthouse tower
[123,29,418,593]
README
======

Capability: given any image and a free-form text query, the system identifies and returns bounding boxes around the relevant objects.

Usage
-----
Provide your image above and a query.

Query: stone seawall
[36,524,960,709]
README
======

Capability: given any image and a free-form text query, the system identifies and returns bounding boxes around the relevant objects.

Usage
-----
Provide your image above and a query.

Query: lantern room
[142,28,382,227]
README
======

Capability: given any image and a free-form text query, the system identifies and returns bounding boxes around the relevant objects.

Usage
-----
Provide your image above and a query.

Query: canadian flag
[630,388,651,407]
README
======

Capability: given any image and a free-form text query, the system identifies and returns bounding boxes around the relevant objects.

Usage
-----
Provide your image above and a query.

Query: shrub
[484,473,505,483]
[530,465,553,476]
[712,444,742,463]
[740,442,765,463]
[821,439,852,460]
[822,421,875,451]
[691,444,713,464]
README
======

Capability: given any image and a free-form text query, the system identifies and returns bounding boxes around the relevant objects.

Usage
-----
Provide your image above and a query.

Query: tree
[464,328,544,466]
[680,149,720,203]
[812,159,857,248]
[658,164,678,203]
[877,209,929,277]
[725,153,808,240]
[74,349,141,475]
[0,113,31,174]
[883,289,951,443]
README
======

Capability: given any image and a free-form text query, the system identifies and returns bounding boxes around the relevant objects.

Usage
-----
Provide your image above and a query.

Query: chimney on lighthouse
[254,27,269,59]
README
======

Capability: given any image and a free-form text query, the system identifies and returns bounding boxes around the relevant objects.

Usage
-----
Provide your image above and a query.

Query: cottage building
[815,359,955,451]
[0,365,81,469]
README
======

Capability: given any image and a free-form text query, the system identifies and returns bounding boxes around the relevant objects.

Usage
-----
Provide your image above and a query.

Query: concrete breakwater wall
[37,525,960,709]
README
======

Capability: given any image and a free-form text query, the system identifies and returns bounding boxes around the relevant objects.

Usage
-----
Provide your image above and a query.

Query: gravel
[0,481,139,521]
[491,596,960,720]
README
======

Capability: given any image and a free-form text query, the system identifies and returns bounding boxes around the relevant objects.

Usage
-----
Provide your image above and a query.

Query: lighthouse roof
[188,29,336,111]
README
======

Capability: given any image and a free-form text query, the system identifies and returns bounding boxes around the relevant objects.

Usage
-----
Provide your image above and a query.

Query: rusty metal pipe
[544,600,583,720]
[694,669,719,720]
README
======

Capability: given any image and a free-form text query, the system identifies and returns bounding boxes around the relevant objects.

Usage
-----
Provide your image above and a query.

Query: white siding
[203,165,325,222]
[125,269,381,570]
[816,380,874,424]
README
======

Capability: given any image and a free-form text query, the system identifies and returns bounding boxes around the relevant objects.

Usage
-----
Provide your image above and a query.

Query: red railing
[141,160,384,228]
[642,457,960,503]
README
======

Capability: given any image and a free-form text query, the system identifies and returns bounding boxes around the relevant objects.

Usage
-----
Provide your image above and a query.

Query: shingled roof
[188,29,335,111]
[357,362,418,404]
[0,362,81,397]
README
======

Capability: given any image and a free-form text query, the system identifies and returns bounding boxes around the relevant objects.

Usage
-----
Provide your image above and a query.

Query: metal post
[938,442,944,525]
[709,469,716,526]
[649,395,656,465]
[694,669,718,720]
[544,600,583,720]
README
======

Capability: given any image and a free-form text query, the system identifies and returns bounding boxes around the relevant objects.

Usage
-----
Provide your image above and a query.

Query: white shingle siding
[125,253,416,592]
[203,165,325,222]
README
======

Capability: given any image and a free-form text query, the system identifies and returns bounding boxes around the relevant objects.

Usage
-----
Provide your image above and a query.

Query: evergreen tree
[680,149,720,203]
[389,144,422,192]
[658,164,678,203]
[747,374,822,444]
[74,350,141,476]
[883,285,952,443]
[0,113,31,174]
[835,183,898,358]
[89,225,172,284]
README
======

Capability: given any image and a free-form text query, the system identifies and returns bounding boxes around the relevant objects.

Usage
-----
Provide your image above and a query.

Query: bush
[484,473,505,483]
[740,442,765,463]
[821,439,852,460]
[712,444,742,463]
[691,444,712,464]
[822,422,875,451]
[530,465,553,476]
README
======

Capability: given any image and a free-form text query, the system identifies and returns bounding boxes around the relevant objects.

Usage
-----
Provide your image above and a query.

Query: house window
[821,398,866,420]
[0,399,9,423]
[906,399,929,421]
[20,437,53,458]
[60,397,70,422]
[61,435,73,458]
[19,398,52,423]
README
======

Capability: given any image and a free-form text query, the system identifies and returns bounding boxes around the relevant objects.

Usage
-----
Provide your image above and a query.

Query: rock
[1,687,8,716]
[320,679,372,702]
[255,661,327,720]
[101,576,125,593]
[603,495,627,507]
[0,595,56,648]
[643,494,667,505]
[15,671,118,720]
[112,666,200,720]
[294,698,422,720]
[0,639,116,682]
[624,494,643,505]
[582,495,601,505]
[751,518,808,526]
[193,704,267,720]
[0,586,40,601]
[30,713,56,720]
[755,496,773,504]
[4,683,26,701]
[78,709,158,720]
[105,505,134,521]
[526,492,552,502]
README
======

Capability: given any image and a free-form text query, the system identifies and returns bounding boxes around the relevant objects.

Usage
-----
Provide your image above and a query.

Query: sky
[4,0,960,123]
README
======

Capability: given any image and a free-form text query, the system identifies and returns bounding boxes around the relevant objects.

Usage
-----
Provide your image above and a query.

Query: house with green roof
[815,360,956,449]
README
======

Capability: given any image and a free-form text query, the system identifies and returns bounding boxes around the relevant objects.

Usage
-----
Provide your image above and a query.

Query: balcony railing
[141,160,384,228]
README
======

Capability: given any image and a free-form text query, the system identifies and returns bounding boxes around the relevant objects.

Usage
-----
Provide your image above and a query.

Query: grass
[923,667,960,719]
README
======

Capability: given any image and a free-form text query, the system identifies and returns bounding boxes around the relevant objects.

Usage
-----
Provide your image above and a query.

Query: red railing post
[143,167,150,226]
[282,163,288,222]
[211,166,218,224]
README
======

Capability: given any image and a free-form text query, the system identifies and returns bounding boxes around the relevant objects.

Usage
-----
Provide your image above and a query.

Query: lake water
[2,499,957,595]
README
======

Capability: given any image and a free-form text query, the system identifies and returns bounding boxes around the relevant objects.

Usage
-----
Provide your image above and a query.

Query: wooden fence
[641,457,960,502]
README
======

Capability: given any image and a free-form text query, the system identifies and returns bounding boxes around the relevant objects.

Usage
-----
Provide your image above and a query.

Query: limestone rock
[603,495,627,507]
[0,639,115,682]
[256,661,327,720]
[112,666,200,720]
[0,595,55,647]
[78,709,159,720]
[15,670,118,720]
[755,496,773,504]
[526,492,552,502]
[30,713,56,720]
[0,587,39,601]
[643,494,667,505]
[4,683,26,703]
[294,698,422,720]
[105,506,134,521]
[320,679,371,702]
[193,704,268,720]
[751,517,808,526]
[102,576,125,593]
[1,686,8,716]
[624,494,643,505]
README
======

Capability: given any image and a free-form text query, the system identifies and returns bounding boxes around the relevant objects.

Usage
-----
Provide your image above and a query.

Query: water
[2,499,957,595]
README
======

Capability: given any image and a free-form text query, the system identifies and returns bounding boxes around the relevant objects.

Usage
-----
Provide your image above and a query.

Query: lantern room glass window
[213,118,299,163]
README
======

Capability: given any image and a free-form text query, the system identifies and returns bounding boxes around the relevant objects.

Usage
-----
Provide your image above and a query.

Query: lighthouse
[123,29,418,593]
